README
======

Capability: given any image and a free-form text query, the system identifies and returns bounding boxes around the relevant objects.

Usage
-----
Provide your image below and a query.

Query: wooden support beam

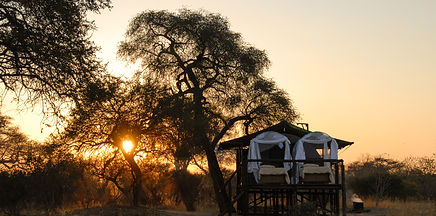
[341,163,347,216]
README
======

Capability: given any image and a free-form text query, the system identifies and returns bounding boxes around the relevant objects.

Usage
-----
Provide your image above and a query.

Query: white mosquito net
[247,131,292,182]
[294,132,338,163]
[293,132,338,183]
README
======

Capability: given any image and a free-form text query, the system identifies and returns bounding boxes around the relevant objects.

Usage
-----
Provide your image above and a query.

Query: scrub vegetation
[347,154,436,206]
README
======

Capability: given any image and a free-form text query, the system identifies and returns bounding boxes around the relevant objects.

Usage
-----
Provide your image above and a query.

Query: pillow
[303,163,319,168]
[260,165,276,169]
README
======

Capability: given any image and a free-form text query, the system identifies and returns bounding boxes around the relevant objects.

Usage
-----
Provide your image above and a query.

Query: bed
[258,165,290,184]
[299,163,334,183]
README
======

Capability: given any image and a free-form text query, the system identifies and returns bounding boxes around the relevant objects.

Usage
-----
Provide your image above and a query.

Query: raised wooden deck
[223,149,347,216]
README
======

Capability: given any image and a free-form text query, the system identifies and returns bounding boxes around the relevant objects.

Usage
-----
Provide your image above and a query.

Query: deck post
[341,162,346,216]
[241,149,248,215]
[236,149,241,213]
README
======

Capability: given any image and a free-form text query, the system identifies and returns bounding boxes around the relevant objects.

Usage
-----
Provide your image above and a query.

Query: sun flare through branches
[122,140,134,153]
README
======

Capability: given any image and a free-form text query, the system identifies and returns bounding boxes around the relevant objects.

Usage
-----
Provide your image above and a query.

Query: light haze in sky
[4,0,436,163]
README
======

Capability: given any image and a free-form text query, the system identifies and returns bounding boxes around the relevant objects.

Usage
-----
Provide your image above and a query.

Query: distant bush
[0,171,28,215]
[349,173,419,200]
[0,157,89,214]
[28,159,84,210]
[347,154,436,203]
[173,169,202,211]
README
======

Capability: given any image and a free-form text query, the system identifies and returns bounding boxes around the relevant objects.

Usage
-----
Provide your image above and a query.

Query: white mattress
[300,164,334,183]
[259,166,290,184]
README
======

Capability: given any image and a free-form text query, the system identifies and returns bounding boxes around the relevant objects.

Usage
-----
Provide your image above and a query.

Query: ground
[8,200,435,216]
[65,206,218,216]
[64,202,436,216]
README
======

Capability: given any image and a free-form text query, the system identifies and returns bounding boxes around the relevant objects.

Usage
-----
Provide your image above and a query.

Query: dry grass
[65,206,218,216]
[6,200,436,216]
[2,205,218,216]
[349,198,436,216]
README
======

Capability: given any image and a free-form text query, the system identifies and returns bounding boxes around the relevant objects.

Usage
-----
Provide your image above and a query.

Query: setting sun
[122,140,134,153]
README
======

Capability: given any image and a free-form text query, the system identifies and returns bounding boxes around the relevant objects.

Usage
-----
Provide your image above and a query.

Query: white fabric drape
[247,131,292,183]
[293,132,338,183]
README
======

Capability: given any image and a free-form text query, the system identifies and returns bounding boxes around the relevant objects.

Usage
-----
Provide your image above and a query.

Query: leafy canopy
[0,0,111,108]
[119,9,298,138]
[118,9,298,212]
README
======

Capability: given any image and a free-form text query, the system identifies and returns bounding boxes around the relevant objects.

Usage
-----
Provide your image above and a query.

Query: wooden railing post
[242,150,248,215]
[335,162,339,184]
[292,160,297,184]
[341,162,347,216]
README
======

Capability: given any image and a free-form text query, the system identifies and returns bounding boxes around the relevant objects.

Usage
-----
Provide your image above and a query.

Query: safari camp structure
[218,121,353,215]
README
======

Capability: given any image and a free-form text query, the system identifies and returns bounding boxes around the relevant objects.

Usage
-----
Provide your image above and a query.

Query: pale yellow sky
[4,0,436,163]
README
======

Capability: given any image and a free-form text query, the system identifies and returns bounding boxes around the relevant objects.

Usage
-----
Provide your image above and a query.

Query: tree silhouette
[348,155,404,206]
[0,0,110,110]
[156,96,204,211]
[62,75,168,206]
[0,113,41,171]
[118,9,298,212]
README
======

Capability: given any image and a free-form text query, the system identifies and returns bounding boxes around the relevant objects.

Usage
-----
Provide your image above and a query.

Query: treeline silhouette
[347,154,436,206]
[0,115,227,215]
[1,1,298,214]
[2,112,436,215]
[1,1,299,213]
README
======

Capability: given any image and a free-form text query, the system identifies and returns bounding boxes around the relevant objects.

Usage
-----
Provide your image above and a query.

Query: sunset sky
[4,0,436,163]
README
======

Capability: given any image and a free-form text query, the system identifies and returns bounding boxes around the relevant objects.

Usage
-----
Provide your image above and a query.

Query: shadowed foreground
[66,206,218,216]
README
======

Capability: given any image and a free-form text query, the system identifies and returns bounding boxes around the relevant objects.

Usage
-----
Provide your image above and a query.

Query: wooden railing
[227,158,346,215]
[245,159,344,185]
[220,168,241,216]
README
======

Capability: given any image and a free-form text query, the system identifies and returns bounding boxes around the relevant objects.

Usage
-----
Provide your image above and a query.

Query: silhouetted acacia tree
[118,9,298,212]
[63,76,168,206]
[348,155,405,205]
[0,0,110,111]
[347,154,436,202]
[156,97,204,211]
[399,155,436,200]
[0,113,42,171]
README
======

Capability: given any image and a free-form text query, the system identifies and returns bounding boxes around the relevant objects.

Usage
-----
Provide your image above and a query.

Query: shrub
[0,171,28,215]
[291,202,317,216]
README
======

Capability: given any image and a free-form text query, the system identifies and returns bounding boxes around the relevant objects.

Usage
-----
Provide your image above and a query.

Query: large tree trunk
[191,89,232,213]
[204,143,233,213]
[124,154,146,206]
